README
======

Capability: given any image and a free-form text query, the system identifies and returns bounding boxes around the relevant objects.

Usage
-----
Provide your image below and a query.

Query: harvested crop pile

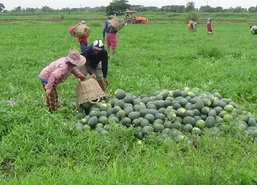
[73,87,257,142]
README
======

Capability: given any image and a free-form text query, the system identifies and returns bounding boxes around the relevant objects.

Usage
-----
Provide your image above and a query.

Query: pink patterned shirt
[39,57,85,90]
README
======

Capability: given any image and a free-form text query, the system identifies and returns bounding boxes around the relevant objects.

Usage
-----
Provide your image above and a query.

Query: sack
[74,24,91,37]
[76,79,106,107]
[110,16,125,31]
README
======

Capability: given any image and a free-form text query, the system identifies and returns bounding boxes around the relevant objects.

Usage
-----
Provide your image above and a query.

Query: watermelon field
[1,13,257,184]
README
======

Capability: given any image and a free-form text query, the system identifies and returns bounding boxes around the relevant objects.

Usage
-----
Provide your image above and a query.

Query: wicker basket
[110,17,125,31]
[76,78,106,106]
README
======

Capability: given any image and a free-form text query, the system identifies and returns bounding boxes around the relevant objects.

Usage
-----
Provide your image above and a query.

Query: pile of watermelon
[73,87,257,142]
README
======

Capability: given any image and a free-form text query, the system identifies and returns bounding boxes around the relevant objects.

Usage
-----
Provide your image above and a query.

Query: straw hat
[67,50,86,67]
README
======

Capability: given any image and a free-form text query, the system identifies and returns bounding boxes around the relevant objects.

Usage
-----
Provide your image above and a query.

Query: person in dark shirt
[79,40,109,91]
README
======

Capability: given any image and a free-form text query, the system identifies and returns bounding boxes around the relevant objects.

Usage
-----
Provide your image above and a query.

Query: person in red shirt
[69,26,76,39]
[207,18,213,34]
[69,21,89,52]
[188,19,195,31]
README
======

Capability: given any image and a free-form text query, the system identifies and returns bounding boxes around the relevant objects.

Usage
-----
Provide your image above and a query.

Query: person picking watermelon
[78,40,109,92]
[39,50,86,113]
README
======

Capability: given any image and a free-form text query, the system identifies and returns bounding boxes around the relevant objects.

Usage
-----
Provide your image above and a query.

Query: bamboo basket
[76,78,106,106]
[110,17,125,31]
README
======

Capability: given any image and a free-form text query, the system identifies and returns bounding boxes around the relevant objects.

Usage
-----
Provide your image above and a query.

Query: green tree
[106,0,130,15]
[130,5,147,12]
[199,5,214,12]
[233,6,246,12]
[145,6,159,12]
[15,6,22,12]
[215,6,223,12]
[0,3,5,12]
[248,6,257,13]
[185,1,195,12]
[161,5,185,12]
[42,6,54,12]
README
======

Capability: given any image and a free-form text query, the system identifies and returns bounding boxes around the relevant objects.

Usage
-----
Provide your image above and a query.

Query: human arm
[101,50,109,85]
[85,60,97,78]
[71,68,86,81]
[102,21,109,40]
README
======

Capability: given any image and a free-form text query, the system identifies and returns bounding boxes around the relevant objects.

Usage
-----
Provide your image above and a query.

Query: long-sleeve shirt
[81,45,108,78]
[39,57,85,90]
[102,19,117,38]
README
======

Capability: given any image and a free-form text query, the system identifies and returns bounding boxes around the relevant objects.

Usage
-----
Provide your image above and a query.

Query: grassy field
[1,17,257,184]
[1,12,257,23]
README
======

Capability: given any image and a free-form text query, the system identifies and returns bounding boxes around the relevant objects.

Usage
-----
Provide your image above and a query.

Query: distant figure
[69,26,76,39]
[188,18,196,32]
[69,20,89,52]
[77,20,89,52]
[250,26,257,35]
[102,15,118,58]
[207,18,213,34]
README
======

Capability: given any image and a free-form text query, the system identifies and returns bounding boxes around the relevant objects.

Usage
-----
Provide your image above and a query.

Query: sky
[1,0,256,10]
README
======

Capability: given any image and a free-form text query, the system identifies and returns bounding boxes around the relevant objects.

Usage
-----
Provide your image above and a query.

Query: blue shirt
[102,19,117,38]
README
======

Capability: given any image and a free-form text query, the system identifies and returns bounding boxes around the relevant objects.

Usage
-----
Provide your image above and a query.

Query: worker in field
[39,50,86,113]
[250,26,257,35]
[79,40,109,92]
[188,18,196,32]
[70,20,90,52]
[207,18,213,34]
[102,15,118,58]
[69,26,76,39]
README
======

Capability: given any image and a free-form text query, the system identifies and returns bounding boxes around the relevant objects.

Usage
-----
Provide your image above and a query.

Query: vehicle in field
[125,10,148,24]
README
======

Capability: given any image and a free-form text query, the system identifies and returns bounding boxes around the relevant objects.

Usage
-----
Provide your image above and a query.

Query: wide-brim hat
[67,50,86,67]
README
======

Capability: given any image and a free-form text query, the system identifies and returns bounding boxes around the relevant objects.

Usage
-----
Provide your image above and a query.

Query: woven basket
[76,78,106,106]
[74,24,91,37]
[110,18,125,31]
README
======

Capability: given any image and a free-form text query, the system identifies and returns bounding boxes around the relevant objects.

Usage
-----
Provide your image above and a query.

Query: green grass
[1,18,257,184]
[1,12,257,23]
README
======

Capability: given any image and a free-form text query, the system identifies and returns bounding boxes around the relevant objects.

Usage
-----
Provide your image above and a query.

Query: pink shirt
[39,57,85,90]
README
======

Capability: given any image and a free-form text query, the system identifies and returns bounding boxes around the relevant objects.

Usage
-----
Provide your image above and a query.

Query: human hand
[80,76,86,81]
[91,74,96,79]
[104,78,109,87]
[46,89,52,96]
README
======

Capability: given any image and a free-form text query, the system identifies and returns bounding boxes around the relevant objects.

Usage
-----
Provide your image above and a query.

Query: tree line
[0,1,257,14]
